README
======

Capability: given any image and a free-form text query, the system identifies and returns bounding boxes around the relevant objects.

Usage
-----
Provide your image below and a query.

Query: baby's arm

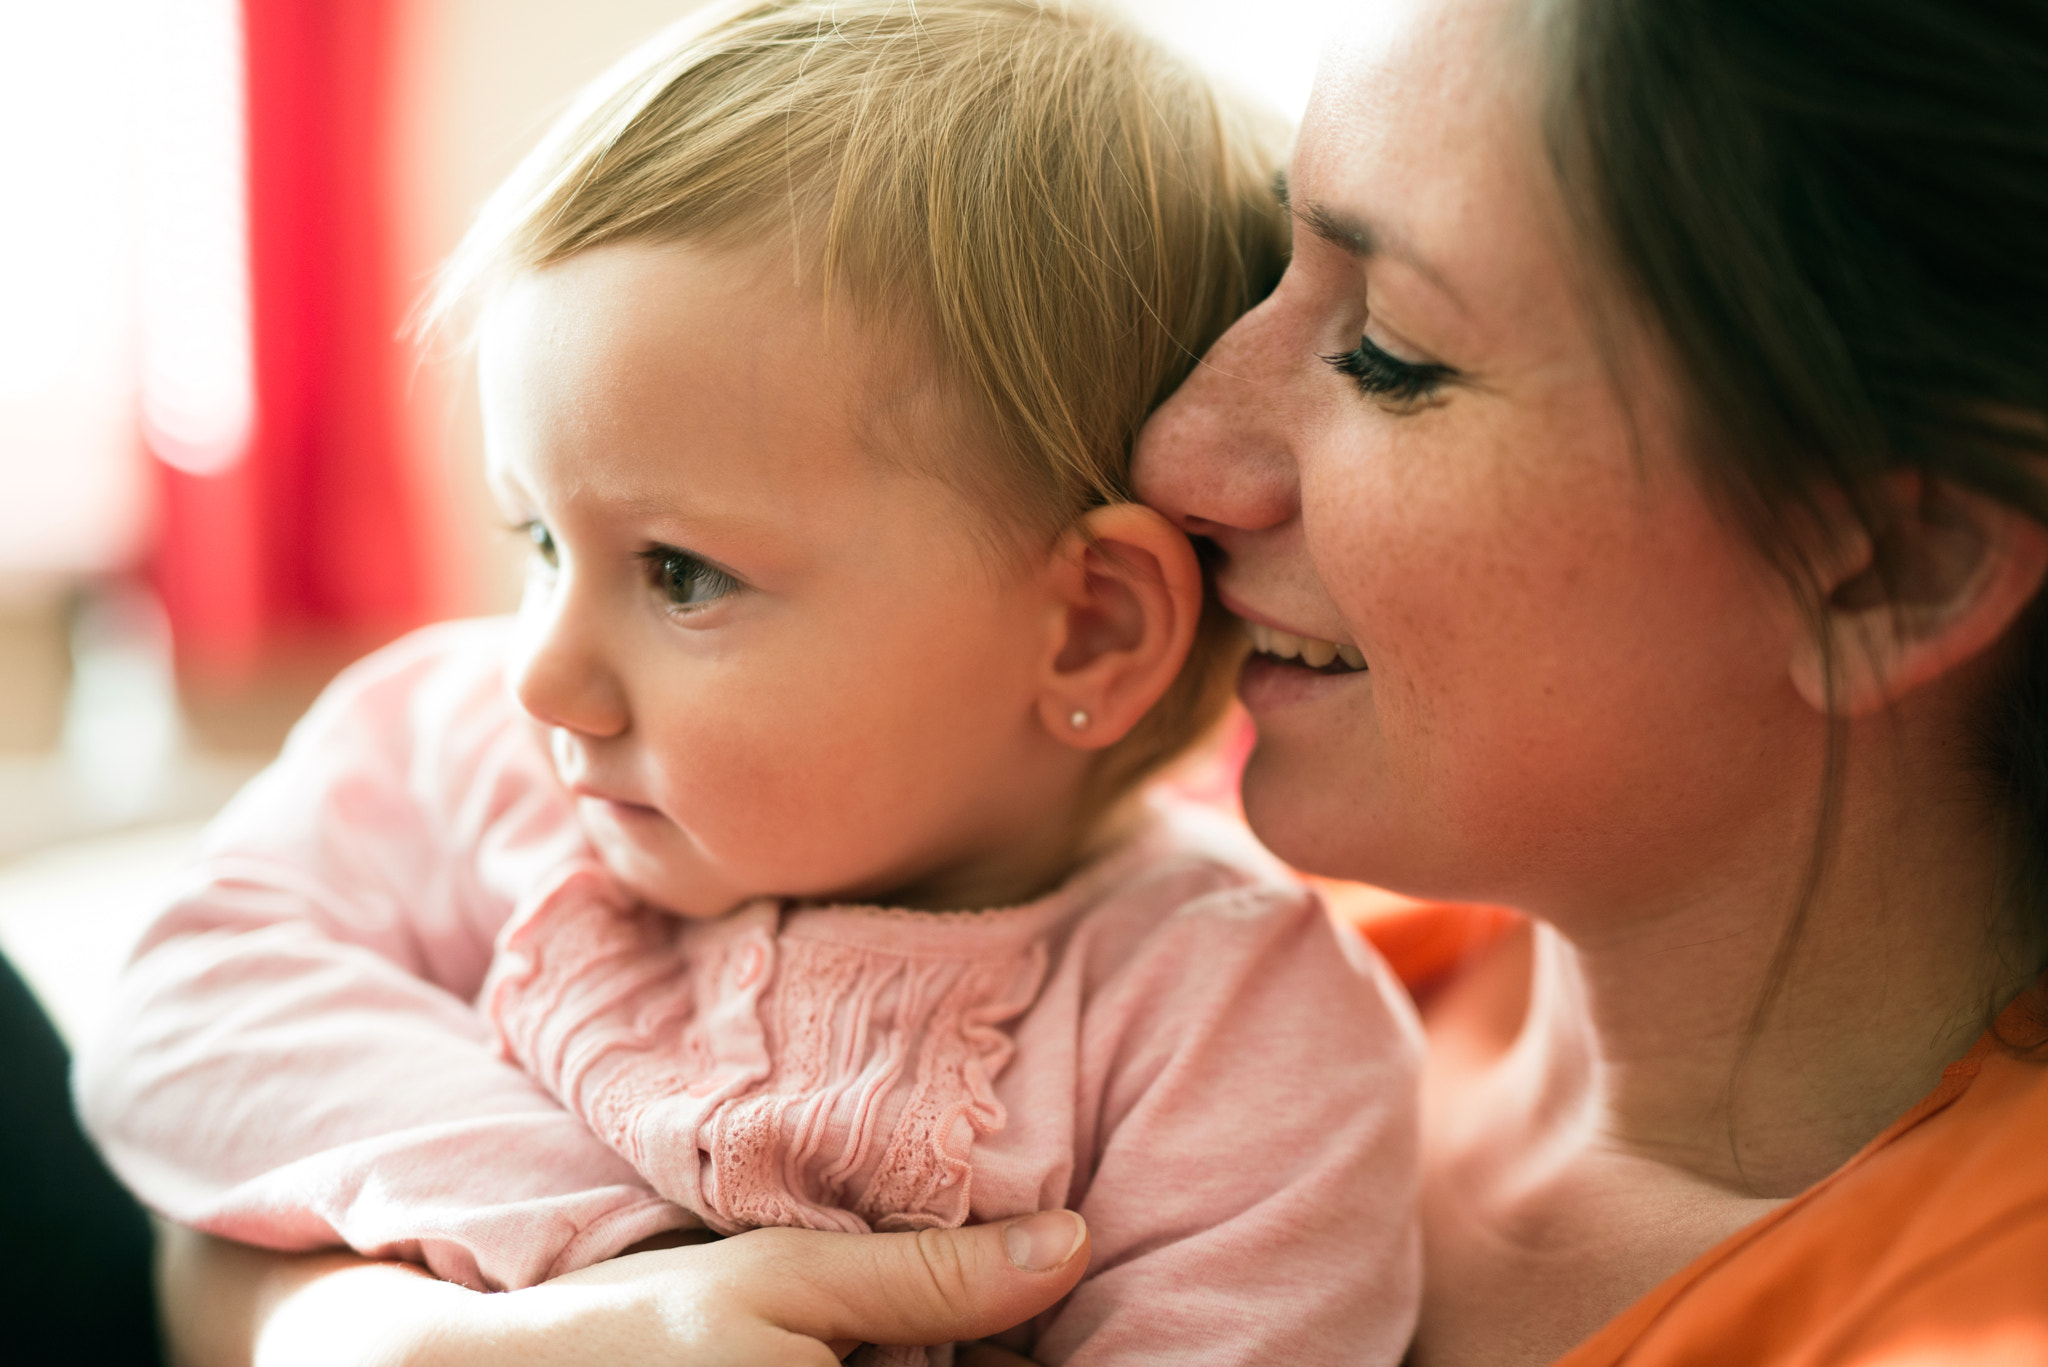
[157,1212,1093,1367]
[76,622,691,1291]
[1034,881,1422,1367]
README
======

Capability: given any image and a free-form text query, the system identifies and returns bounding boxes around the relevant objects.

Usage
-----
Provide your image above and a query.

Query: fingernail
[1003,1210,1085,1271]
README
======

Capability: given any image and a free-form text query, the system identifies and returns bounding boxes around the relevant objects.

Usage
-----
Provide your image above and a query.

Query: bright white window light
[0,6,122,406]
[1120,0,1341,123]
[0,0,148,577]
[135,0,256,477]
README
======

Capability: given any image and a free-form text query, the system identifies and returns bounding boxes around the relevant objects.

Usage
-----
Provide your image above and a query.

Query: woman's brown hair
[1545,0,2048,1019]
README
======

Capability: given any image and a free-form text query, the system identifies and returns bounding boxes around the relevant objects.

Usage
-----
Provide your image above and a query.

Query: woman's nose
[508,571,630,740]
[1132,295,1301,538]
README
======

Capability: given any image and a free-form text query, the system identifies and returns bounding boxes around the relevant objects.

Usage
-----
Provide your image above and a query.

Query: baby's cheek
[660,717,885,888]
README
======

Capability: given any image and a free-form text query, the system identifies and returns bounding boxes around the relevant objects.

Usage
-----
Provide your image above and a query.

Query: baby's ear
[1035,503,1203,749]
[1789,472,2048,716]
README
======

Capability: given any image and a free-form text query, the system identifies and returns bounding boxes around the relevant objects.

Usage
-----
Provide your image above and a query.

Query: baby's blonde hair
[440,0,1289,800]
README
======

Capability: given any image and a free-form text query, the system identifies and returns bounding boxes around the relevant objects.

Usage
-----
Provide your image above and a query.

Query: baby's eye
[640,545,740,612]
[519,520,559,568]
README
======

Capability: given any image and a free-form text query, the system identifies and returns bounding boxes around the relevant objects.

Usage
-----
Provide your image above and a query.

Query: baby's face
[479,242,1091,916]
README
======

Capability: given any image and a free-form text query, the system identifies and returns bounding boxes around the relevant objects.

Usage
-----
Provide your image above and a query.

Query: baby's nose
[508,593,630,740]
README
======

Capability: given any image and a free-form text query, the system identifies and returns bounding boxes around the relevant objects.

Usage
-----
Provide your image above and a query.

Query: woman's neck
[1415,695,2044,1367]
[1542,715,2039,1197]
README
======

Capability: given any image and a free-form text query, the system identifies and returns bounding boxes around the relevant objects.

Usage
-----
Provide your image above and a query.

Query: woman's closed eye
[639,544,741,612]
[1323,330,1457,408]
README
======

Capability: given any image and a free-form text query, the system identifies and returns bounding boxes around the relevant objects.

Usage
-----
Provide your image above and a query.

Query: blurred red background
[155,1,423,683]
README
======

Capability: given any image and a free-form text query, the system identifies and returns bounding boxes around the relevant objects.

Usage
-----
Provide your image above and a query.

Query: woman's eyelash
[1322,333,1456,405]
[637,544,740,611]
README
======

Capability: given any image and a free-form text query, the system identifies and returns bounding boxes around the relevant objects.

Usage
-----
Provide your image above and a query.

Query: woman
[1134,0,2048,1360]
[162,0,2048,1361]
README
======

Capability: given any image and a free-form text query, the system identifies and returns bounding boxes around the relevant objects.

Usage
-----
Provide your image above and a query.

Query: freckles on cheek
[1313,512,1642,794]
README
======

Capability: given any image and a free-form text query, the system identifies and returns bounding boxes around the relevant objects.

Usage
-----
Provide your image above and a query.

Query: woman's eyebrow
[1299,203,1375,260]
[1284,179,1468,316]
[1274,172,1378,257]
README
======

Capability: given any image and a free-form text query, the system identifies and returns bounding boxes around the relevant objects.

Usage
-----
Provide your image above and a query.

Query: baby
[79,3,1420,1363]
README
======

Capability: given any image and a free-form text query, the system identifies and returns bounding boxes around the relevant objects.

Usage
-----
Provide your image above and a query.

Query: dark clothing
[0,949,159,1364]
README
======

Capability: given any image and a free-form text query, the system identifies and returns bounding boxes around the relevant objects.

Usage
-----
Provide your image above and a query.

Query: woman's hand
[158,1212,1085,1367]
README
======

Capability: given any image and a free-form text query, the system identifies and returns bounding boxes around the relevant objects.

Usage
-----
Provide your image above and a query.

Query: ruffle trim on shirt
[483,862,1056,1237]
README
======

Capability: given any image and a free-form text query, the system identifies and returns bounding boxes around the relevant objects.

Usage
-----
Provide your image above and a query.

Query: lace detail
[851,940,1046,1230]
[483,866,1053,1238]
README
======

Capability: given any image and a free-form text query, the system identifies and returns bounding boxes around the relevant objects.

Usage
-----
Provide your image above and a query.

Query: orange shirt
[1287,833,2048,1366]
[1554,988,2048,1367]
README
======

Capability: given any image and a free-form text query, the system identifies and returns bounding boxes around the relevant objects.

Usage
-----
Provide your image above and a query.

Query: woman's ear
[1790,473,2048,716]
[1035,503,1203,749]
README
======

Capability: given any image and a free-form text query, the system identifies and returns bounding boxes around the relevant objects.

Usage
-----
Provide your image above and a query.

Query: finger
[734,1211,1089,1350]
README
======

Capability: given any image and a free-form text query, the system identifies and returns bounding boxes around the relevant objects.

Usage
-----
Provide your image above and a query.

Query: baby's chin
[572,795,916,918]
[577,799,748,919]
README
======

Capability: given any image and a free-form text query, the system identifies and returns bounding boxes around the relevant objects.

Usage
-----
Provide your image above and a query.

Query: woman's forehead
[1298,0,1546,222]
[1293,0,1596,346]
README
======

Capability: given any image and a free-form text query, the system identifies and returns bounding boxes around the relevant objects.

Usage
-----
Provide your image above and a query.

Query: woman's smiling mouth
[1243,619,1366,673]
[1234,615,1369,712]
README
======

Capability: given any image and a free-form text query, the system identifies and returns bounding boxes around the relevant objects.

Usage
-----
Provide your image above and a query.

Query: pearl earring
[1069,708,1091,731]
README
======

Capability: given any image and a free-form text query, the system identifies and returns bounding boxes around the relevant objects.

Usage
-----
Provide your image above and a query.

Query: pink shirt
[78,620,1421,1366]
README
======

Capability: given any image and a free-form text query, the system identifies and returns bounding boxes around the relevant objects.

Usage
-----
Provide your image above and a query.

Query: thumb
[735,1210,1089,1350]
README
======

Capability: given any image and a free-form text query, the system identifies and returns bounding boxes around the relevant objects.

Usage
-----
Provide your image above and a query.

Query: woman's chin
[1238,743,1386,884]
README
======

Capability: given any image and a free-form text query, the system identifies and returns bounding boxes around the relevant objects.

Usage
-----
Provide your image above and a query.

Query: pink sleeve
[74,621,690,1291]
[1038,886,1422,1367]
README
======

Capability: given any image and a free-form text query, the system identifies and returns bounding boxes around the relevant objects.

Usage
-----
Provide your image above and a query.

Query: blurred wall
[388,0,717,624]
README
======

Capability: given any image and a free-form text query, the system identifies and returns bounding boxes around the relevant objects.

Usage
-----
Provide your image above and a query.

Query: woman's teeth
[1245,621,1365,671]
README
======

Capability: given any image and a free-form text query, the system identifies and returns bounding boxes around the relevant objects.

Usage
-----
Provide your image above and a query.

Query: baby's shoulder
[1048,794,1420,1119]
[1070,795,1411,1024]
[1078,794,1319,938]
[301,617,518,731]
[277,617,526,770]
[218,616,556,849]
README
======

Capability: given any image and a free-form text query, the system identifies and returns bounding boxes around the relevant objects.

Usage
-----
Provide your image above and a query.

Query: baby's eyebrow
[485,463,537,514]
[602,492,783,545]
